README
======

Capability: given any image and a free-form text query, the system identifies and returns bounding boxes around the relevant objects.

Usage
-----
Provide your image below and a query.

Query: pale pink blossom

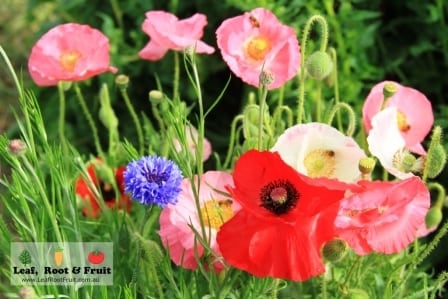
[335,177,430,255]
[28,23,117,86]
[362,81,433,155]
[216,7,300,89]
[173,125,212,162]
[139,11,215,61]
[159,171,240,271]
[271,123,366,182]
[367,107,415,179]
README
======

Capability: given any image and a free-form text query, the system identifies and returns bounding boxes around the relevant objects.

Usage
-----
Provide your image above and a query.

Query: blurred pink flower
[362,81,433,155]
[139,11,215,61]
[335,177,430,255]
[173,125,212,162]
[367,107,416,179]
[159,171,240,271]
[271,123,366,182]
[28,23,117,86]
[216,7,300,89]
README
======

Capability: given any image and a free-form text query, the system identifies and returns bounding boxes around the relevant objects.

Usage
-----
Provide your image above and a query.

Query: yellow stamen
[303,149,336,178]
[59,50,82,72]
[200,199,234,229]
[396,110,410,132]
[245,36,271,61]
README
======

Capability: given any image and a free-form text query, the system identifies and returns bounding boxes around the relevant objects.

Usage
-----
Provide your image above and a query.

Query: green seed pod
[305,51,334,80]
[358,157,376,175]
[115,74,130,90]
[382,82,398,99]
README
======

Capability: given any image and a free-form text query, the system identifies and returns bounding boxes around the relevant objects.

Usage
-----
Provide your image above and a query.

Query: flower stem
[297,15,329,123]
[326,102,356,136]
[57,82,68,153]
[73,83,104,157]
[120,87,144,155]
[131,206,153,284]
[173,51,180,101]
[223,115,244,169]
[258,85,268,150]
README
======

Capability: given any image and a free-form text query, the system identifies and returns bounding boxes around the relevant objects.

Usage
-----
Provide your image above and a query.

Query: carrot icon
[54,248,64,266]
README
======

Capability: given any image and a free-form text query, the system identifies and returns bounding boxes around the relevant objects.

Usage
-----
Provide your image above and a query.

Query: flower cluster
[18,4,447,298]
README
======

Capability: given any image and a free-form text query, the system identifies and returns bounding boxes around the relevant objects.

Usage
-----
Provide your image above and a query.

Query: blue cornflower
[123,156,183,207]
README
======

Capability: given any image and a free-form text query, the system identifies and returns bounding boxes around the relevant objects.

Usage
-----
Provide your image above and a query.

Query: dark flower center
[146,171,167,184]
[260,180,299,215]
[100,181,116,202]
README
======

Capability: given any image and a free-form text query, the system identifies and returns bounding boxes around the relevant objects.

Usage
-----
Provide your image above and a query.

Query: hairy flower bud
[425,207,443,229]
[424,126,447,179]
[322,238,348,263]
[305,51,333,80]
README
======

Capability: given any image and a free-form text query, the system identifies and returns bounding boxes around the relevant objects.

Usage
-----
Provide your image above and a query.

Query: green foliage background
[1,0,448,297]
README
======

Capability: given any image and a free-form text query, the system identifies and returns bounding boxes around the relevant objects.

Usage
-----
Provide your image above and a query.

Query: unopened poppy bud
[19,286,38,299]
[425,207,443,229]
[383,82,398,99]
[426,144,447,179]
[149,90,164,104]
[358,157,376,175]
[115,74,129,90]
[99,84,118,130]
[259,70,274,87]
[242,104,270,139]
[8,139,26,155]
[305,51,333,80]
[322,238,348,263]
[346,288,370,299]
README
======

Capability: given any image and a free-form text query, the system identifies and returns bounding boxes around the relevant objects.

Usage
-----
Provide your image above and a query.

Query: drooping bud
[425,207,443,229]
[305,51,334,80]
[424,126,447,179]
[358,157,376,175]
[242,104,270,139]
[8,139,27,155]
[115,74,130,91]
[321,238,348,263]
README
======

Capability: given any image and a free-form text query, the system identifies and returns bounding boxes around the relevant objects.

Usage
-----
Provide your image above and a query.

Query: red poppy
[216,150,350,281]
[75,160,131,218]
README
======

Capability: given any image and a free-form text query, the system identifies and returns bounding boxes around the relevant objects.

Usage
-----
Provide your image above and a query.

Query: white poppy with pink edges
[271,123,367,183]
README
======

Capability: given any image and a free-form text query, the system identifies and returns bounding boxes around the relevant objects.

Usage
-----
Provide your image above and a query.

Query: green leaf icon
[19,250,31,266]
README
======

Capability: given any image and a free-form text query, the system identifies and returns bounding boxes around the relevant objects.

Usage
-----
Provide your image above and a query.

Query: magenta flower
[139,11,215,61]
[28,23,117,86]
[362,81,433,155]
[335,177,430,255]
[216,8,300,89]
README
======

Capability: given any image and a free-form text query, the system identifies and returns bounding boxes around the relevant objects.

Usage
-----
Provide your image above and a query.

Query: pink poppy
[139,11,215,61]
[159,171,240,271]
[173,125,212,162]
[28,23,117,86]
[271,123,366,182]
[335,177,430,255]
[362,81,433,155]
[216,7,300,89]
